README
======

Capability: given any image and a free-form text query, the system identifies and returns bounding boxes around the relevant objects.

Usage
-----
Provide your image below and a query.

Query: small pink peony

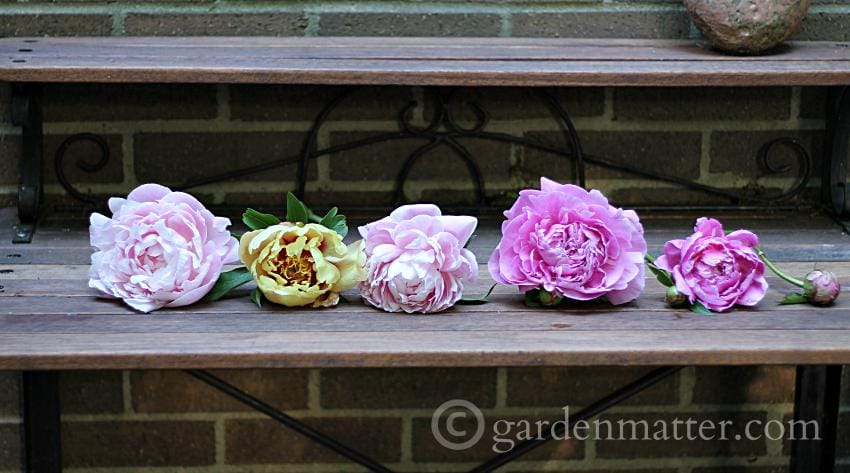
[655,217,767,312]
[489,178,646,305]
[89,184,238,313]
[359,204,478,314]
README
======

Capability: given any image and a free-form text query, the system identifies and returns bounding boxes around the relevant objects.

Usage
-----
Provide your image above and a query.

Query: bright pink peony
[655,217,767,312]
[89,184,238,313]
[359,204,478,314]
[489,178,646,305]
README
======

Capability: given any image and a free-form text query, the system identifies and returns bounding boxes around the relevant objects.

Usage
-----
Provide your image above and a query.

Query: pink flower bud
[803,270,840,306]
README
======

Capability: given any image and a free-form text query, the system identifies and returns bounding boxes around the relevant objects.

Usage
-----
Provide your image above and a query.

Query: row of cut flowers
[89,179,840,314]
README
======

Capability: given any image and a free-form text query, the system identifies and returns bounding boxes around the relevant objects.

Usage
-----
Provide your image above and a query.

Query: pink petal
[127,183,172,203]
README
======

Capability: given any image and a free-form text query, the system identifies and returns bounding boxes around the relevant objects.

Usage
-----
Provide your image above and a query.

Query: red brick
[513,11,690,38]
[0,135,19,186]
[507,367,680,407]
[225,417,401,464]
[45,134,123,185]
[62,420,215,467]
[319,13,501,37]
[795,12,850,41]
[231,85,415,121]
[429,87,604,120]
[692,366,795,405]
[60,371,123,415]
[132,369,308,413]
[321,368,497,409]
[327,132,512,181]
[709,130,824,177]
[526,130,702,181]
[133,131,313,185]
[615,87,791,121]
[124,13,307,36]
[0,373,17,417]
[608,187,734,207]
[800,87,828,119]
[596,411,768,458]
[839,412,850,457]
[412,414,584,462]
[0,134,122,187]
[0,424,19,470]
[0,14,111,36]
[44,84,217,121]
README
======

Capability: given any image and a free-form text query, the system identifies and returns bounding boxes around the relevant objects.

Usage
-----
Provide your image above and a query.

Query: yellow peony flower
[239,223,365,308]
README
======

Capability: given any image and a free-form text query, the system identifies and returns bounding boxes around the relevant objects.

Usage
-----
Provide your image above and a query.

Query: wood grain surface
[1,209,848,369]
[1,37,850,86]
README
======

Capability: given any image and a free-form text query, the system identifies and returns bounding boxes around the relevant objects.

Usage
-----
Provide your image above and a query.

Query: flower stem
[755,247,804,288]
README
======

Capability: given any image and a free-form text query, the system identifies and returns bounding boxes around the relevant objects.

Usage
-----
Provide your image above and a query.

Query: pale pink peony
[655,217,768,312]
[488,177,646,305]
[359,204,478,314]
[89,184,238,313]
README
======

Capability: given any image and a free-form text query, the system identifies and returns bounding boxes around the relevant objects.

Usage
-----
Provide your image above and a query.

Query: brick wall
[1,1,850,472]
[0,0,848,209]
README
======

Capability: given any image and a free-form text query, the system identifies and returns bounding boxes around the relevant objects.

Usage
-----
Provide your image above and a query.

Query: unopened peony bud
[538,290,564,307]
[665,286,689,308]
[803,270,840,306]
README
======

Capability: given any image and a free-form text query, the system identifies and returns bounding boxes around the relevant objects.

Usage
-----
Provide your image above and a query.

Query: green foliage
[243,208,280,231]
[202,268,254,302]
[286,192,310,224]
[318,206,348,238]
[250,288,264,308]
[645,254,674,288]
[690,301,714,316]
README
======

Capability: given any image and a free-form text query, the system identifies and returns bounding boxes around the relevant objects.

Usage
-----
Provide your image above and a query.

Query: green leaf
[243,208,280,231]
[779,293,809,305]
[318,206,348,238]
[645,254,674,287]
[690,301,715,316]
[202,268,254,302]
[286,192,310,224]
[249,288,264,308]
[456,284,497,305]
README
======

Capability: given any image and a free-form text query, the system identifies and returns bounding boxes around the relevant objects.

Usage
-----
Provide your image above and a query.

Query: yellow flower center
[269,250,317,286]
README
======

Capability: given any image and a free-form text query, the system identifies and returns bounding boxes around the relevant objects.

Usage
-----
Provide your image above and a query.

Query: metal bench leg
[21,371,62,473]
[10,85,43,244]
[826,86,850,218]
[791,365,842,473]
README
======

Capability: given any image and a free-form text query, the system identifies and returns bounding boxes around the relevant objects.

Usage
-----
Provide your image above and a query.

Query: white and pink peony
[359,204,478,314]
[89,184,238,313]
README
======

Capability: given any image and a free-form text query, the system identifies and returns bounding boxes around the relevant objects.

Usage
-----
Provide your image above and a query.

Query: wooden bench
[1,37,850,473]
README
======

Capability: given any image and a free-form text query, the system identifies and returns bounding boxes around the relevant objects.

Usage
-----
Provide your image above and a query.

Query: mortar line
[308,369,321,412]
[122,370,133,414]
[495,368,508,408]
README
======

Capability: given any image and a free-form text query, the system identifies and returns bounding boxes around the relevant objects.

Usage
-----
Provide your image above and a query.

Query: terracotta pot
[684,0,812,55]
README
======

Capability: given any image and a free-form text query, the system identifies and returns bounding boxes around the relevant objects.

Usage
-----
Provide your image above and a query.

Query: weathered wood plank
[1,38,849,86]
[0,329,846,370]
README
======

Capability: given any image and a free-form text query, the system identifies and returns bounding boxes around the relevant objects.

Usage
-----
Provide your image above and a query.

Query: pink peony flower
[803,270,840,306]
[489,177,646,305]
[89,184,238,313]
[655,217,767,312]
[359,204,478,314]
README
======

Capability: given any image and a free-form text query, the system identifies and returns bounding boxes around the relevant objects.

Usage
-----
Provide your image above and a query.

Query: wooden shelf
[1,37,850,86]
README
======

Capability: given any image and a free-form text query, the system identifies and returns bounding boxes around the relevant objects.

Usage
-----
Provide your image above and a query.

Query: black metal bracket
[10,84,43,244]
[791,365,843,473]
[51,86,814,214]
[21,371,62,473]
[826,86,850,218]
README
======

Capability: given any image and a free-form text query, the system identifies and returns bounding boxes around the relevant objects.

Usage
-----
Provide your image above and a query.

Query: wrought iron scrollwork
[54,86,814,210]
[54,133,110,204]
